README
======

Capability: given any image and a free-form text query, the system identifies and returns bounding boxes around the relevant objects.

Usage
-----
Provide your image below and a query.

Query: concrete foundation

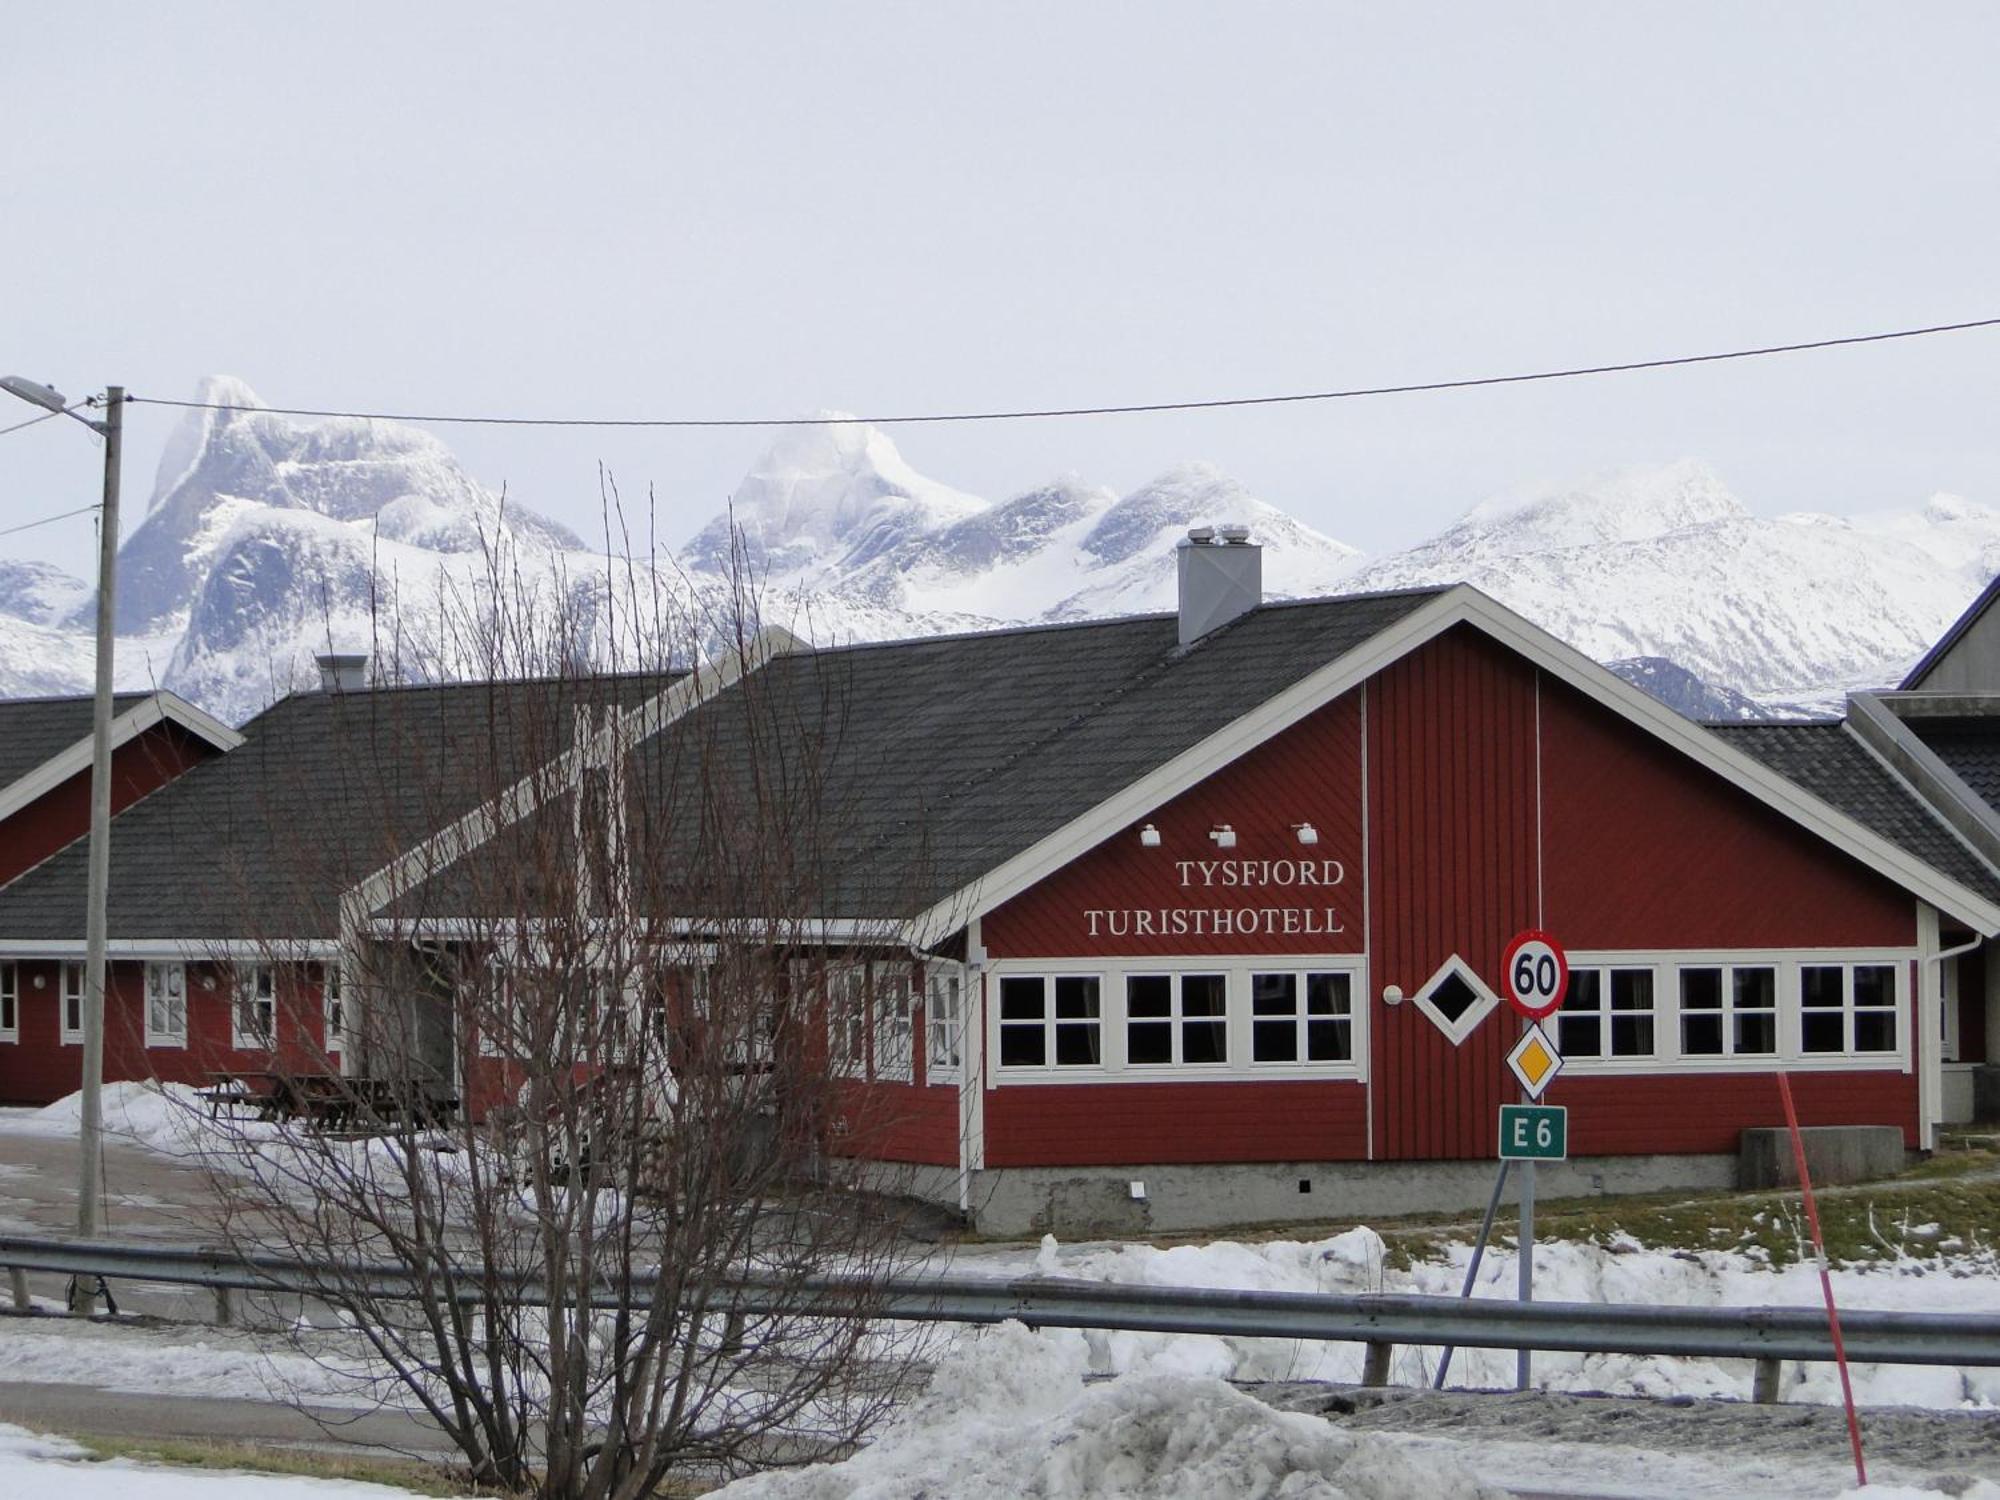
[959,1153,1737,1237]
[1975,1065,2000,1122]
[1737,1125,1908,1190]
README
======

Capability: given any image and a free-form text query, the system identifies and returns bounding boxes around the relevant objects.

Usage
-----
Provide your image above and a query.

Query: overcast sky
[4,3,1998,579]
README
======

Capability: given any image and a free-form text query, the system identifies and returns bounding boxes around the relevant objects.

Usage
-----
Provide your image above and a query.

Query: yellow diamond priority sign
[1505,1022,1563,1099]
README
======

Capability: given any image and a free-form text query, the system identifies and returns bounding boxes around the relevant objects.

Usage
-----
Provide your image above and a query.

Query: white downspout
[1921,914,1982,1147]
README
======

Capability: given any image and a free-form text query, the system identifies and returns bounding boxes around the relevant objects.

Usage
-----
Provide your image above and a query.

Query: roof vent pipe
[1176,524,1262,646]
[315,653,370,693]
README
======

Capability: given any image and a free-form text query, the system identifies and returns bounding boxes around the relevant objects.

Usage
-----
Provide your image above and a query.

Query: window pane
[1801,1012,1845,1053]
[1735,1011,1776,1055]
[999,1027,1045,1067]
[1734,967,1776,1012]
[1307,972,1351,1016]
[1854,1011,1897,1052]
[1055,976,1100,1019]
[1251,973,1296,1017]
[1055,1022,1101,1065]
[1610,970,1653,1012]
[1000,977,1045,1021]
[1800,966,1843,1010]
[1128,1021,1173,1065]
[1680,969,1721,1011]
[1307,1017,1351,1062]
[1560,1014,1603,1057]
[1253,1020,1297,1062]
[1682,1013,1723,1055]
[1853,966,1895,1009]
[1610,1014,1654,1057]
[1563,969,1603,1015]
[1127,975,1171,1018]
[1182,975,1226,1017]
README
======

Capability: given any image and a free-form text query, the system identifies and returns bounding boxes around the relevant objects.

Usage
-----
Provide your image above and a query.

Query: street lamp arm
[1,376,111,434]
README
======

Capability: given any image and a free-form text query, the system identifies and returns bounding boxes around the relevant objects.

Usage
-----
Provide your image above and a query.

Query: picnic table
[199,1071,459,1130]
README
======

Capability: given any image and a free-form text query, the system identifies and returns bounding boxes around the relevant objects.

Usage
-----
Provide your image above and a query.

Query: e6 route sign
[1498,1103,1568,1161]
[1501,928,1568,1021]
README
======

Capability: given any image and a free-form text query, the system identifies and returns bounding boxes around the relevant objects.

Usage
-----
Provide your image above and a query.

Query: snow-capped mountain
[1,381,1994,728]
[1349,458,2000,707]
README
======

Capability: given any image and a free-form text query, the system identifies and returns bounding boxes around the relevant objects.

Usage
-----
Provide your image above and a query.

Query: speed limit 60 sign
[1501,929,1568,1021]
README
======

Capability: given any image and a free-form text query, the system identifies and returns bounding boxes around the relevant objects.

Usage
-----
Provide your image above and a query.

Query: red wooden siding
[1367,627,1541,1162]
[1546,1069,1920,1151]
[982,694,1365,959]
[0,723,220,887]
[984,1080,1367,1167]
[0,958,333,1106]
[1538,676,1914,949]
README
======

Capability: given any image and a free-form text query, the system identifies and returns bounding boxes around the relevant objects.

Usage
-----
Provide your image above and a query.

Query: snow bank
[10,1081,214,1153]
[713,1322,1508,1500]
[971,1229,2000,1408]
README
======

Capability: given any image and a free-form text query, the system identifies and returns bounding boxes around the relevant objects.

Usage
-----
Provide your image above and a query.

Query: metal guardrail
[4,1233,1997,1379]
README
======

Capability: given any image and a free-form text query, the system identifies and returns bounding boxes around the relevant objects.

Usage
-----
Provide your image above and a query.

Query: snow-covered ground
[7,1085,2000,1497]
[0,1422,450,1498]
[950,1228,2000,1410]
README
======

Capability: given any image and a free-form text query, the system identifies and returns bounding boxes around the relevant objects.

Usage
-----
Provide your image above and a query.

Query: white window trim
[1557,949,1915,1075]
[0,961,16,1043]
[987,957,1367,1084]
[233,963,277,1051]
[1120,970,1233,1070]
[872,965,914,1084]
[60,961,84,1045]
[1410,955,1500,1047]
[324,962,345,1054]
[925,964,965,1084]
[1555,963,1658,1063]
[144,961,187,1048]
[994,970,1107,1075]
[1248,968,1359,1068]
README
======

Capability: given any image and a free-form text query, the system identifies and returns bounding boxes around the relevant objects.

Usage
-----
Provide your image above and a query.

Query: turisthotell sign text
[1083,858,1346,940]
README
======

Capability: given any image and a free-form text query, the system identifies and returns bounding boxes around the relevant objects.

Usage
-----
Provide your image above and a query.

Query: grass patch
[62,1432,719,1497]
[61,1432,482,1495]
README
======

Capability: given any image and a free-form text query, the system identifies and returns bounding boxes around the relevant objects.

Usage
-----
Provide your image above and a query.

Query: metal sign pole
[1432,1157,1512,1389]
[1517,1017,1535,1391]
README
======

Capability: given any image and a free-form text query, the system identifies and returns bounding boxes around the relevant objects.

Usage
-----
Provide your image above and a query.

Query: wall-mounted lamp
[1293,822,1319,846]
[1138,824,1162,847]
[32,974,45,990]
[1209,824,1237,848]
[1382,984,1405,1006]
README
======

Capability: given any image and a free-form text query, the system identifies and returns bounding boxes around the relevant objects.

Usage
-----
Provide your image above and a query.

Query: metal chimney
[314,652,370,693]
[1176,524,1262,646]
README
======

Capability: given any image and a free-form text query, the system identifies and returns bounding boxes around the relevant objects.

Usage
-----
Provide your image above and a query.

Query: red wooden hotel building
[3,531,1999,1233]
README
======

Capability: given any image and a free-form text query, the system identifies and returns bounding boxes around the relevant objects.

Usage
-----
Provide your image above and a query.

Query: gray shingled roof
[1908,720,2000,810]
[0,672,680,941]
[1709,721,2000,905]
[387,589,1450,922]
[0,692,154,794]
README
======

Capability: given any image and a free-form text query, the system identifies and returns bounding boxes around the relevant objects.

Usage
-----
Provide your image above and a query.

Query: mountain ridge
[3,380,1992,726]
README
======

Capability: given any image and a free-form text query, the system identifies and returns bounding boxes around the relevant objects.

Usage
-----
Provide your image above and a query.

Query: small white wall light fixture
[1293,822,1319,846]
[1382,984,1405,1006]
[1209,824,1237,848]
[1139,823,1162,847]
[31,974,44,990]
[1129,1180,1148,1201]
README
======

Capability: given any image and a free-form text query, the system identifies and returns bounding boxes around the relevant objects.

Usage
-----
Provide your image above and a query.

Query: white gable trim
[343,625,806,927]
[910,585,2000,945]
[0,692,242,827]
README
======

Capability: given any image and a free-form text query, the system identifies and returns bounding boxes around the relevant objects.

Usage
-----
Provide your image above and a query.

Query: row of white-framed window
[992,963,1362,1079]
[0,960,343,1052]
[1554,956,1904,1066]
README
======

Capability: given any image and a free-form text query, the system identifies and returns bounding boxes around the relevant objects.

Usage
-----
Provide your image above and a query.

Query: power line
[124,314,2000,430]
[0,502,100,539]
[0,409,63,439]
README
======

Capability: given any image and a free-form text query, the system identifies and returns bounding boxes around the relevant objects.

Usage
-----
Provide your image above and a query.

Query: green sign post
[1498,1103,1568,1161]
